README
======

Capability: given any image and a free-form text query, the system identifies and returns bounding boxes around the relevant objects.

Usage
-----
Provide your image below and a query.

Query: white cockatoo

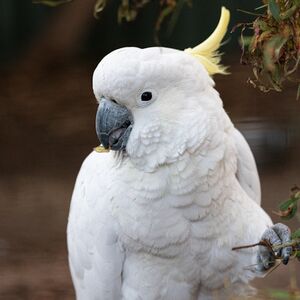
[67,7,292,300]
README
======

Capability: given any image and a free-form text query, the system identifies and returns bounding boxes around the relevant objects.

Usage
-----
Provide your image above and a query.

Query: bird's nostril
[122,120,131,128]
[112,138,119,145]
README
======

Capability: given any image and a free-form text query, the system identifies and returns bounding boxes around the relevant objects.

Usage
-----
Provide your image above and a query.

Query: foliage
[232,185,300,281]
[273,186,300,220]
[272,186,300,259]
[34,0,191,41]
[233,0,300,99]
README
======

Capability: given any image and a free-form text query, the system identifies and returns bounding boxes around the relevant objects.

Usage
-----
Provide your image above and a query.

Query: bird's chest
[110,161,223,258]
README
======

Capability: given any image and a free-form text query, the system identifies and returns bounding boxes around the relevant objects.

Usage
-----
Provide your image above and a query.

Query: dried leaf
[155,6,175,34]
[94,0,107,18]
[237,9,263,17]
[237,0,300,99]
[276,197,298,220]
[239,25,248,62]
[166,0,186,37]
[239,36,253,48]
[33,0,72,7]
[117,0,150,23]
[257,30,272,43]
[290,185,300,195]
[255,4,268,10]
[253,67,260,80]
[249,35,258,53]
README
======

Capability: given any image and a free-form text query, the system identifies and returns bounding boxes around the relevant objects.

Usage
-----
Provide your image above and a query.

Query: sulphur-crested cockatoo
[67,7,292,300]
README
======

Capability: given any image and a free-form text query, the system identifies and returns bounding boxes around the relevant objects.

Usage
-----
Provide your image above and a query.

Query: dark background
[0,0,300,299]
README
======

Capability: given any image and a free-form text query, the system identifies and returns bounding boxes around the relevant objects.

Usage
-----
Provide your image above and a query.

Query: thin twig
[232,239,273,252]
[232,238,300,255]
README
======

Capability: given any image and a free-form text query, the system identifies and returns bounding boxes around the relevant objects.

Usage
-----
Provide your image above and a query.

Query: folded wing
[233,129,261,205]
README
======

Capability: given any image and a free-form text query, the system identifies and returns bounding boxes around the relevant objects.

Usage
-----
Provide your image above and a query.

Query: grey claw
[272,223,292,265]
[282,246,292,265]
[272,223,291,243]
[258,223,292,271]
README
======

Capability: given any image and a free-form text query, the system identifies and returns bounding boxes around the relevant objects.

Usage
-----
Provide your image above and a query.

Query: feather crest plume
[184,7,230,75]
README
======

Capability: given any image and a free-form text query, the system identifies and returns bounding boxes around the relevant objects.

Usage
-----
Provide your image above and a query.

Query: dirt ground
[0,58,300,299]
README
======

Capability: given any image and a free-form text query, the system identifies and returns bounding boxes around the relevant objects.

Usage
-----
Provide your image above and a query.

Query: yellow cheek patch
[184,7,230,76]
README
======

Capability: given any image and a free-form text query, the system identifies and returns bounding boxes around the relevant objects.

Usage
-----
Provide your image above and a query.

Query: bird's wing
[233,128,261,205]
[67,152,124,300]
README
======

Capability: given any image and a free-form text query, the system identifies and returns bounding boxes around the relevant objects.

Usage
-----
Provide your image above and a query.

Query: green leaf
[280,4,298,19]
[277,197,299,220]
[269,289,292,300]
[33,0,72,7]
[271,65,282,87]
[263,35,287,73]
[268,0,281,22]
[266,72,282,92]
[292,228,300,239]
[280,207,297,220]
[279,197,298,211]
[274,37,288,61]
[256,19,270,31]
[295,0,300,6]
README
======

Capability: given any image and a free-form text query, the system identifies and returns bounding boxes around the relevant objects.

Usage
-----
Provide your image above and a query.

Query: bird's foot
[257,223,292,272]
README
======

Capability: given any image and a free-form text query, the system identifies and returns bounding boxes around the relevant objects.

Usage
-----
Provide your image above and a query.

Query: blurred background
[0,0,300,299]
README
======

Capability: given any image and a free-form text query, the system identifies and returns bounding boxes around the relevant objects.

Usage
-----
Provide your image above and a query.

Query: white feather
[68,46,272,300]
[233,128,261,205]
[67,153,124,300]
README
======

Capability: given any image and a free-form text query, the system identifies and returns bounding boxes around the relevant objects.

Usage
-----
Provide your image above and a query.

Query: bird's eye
[141,92,152,102]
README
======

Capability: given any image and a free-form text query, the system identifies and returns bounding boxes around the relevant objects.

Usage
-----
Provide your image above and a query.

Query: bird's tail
[184,7,230,76]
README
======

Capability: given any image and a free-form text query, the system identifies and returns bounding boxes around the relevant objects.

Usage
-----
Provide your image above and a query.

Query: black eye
[141,91,152,101]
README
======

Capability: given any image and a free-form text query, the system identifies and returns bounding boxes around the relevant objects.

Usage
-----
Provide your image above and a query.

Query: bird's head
[92,7,230,171]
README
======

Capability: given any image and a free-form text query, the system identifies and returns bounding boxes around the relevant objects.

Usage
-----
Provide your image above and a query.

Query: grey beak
[96,98,133,151]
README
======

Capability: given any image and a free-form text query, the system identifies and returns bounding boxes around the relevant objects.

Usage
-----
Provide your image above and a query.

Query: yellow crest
[184,7,230,76]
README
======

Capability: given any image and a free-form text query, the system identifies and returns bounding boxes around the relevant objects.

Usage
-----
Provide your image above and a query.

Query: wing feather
[67,152,124,300]
[233,129,261,205]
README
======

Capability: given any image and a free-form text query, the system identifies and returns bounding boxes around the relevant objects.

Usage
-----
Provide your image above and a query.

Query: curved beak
[96,98,133,151]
